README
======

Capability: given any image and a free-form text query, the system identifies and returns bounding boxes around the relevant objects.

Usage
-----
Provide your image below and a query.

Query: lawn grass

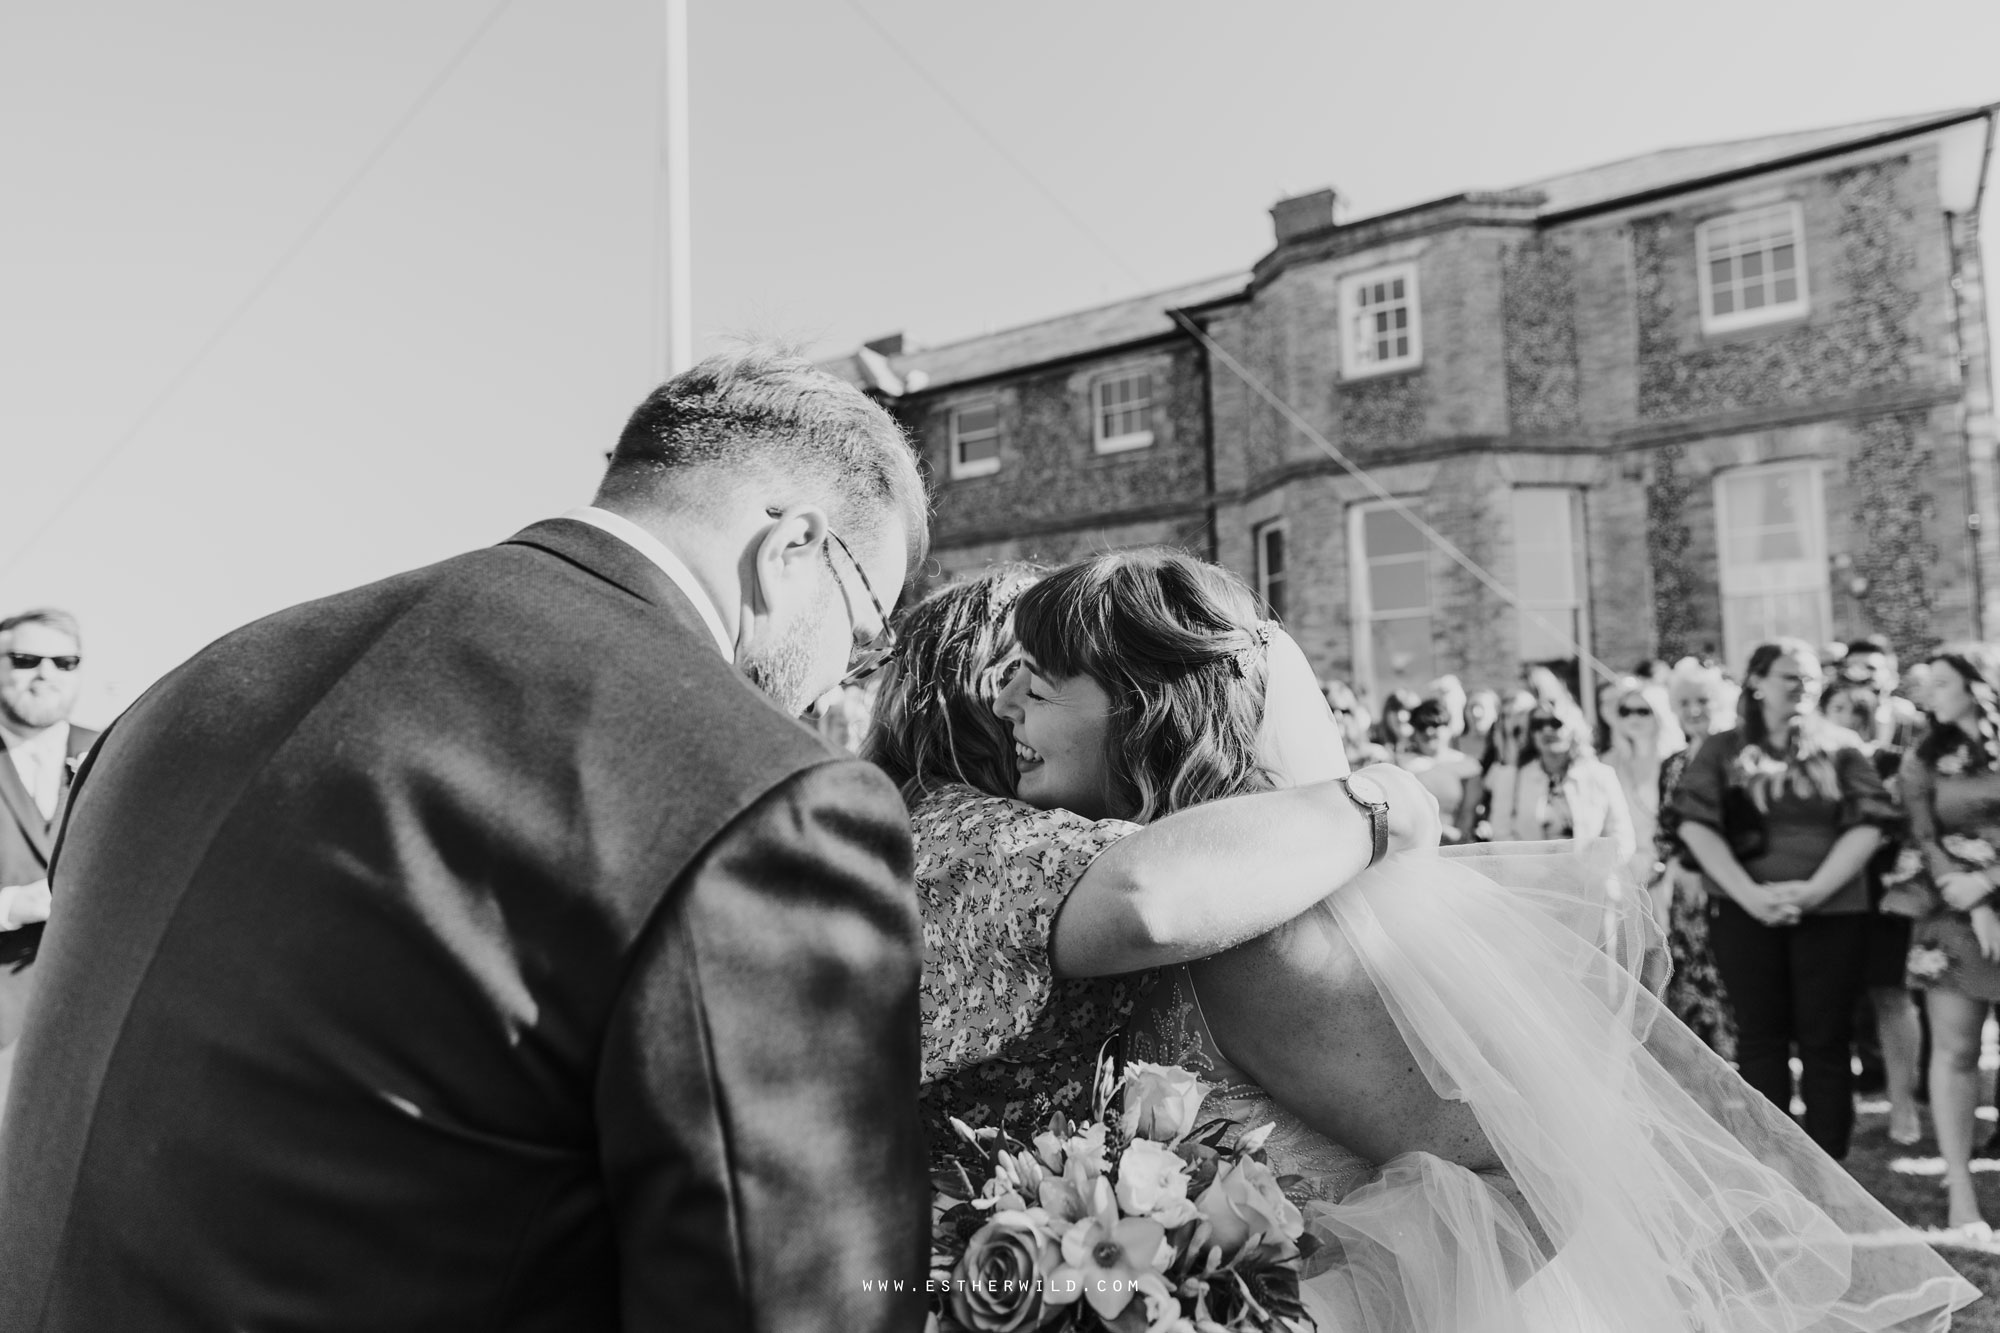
[1846,1096,1999,1329]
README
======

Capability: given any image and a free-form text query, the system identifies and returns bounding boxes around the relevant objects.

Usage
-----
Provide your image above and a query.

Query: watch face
[1346,774,1388,807]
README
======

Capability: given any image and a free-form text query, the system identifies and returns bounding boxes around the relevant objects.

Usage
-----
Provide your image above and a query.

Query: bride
[872,550,1975,1332]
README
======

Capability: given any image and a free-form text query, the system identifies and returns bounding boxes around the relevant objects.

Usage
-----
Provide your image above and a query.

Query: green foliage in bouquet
[928,1057,1318,1333]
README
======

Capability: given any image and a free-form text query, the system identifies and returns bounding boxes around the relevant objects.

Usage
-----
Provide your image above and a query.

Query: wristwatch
[1339,774,1391,866]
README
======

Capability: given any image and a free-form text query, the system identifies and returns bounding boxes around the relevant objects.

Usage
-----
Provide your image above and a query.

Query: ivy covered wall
[1632,156,1927,421]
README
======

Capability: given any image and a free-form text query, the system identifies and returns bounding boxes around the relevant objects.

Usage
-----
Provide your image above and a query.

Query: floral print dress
[912,784,1144,1163]
[1901,739,2000,1002]
[1655,746,1737,1061]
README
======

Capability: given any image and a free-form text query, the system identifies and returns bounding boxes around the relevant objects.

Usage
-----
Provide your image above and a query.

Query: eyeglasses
[823,529,899,687]
[5,652,80,672]
[1528,717,1564,733]
[1617,705,1654,718]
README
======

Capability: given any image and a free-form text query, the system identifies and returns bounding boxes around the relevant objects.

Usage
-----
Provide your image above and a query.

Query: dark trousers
[1708,900,1871,1158]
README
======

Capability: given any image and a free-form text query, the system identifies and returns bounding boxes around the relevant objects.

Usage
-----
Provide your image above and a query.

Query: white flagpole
[660,0,692,376]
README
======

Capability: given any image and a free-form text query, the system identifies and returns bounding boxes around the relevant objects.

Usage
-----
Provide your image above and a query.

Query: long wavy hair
[1735,638,1842,811]
[862,565,1043,802]
[1917,642,2000,774]
[1012,548,1274,824]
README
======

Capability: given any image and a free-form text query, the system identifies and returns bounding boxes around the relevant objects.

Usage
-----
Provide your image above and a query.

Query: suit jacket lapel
[0,746,53,865]
[49,726,100,833]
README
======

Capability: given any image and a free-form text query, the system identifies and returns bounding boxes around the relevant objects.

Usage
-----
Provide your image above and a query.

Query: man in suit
[0,609,99,1111]
[0,348,933,1331]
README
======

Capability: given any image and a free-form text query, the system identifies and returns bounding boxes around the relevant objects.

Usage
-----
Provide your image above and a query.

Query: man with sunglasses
[0,349,933,1332]
[0,609,97,1124]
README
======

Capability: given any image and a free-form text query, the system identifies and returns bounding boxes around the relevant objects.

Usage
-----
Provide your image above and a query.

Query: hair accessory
[1228,621,1276,678]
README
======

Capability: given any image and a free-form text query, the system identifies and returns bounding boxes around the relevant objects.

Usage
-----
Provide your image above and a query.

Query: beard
[0,684,72,730]
[741,598,834,718]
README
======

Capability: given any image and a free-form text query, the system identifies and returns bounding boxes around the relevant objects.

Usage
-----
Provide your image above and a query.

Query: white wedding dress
[1132,840,1977,1331]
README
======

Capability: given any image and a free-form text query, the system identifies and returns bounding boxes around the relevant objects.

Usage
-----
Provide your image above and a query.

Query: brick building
[827,106,1999,708]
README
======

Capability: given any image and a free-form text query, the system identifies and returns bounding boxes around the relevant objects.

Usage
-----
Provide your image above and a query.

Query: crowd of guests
[1325,637,2000,1236]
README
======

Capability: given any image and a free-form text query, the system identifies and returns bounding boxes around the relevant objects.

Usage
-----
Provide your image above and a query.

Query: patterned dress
[1902,739,2000,1002]
[912,784,1143,1163]
[1656,746,1737,1060]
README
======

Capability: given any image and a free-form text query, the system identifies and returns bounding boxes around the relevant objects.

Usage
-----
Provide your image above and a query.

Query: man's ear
[746,505,832,617]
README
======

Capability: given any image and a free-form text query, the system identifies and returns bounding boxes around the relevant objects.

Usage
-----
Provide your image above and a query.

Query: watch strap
[1340,777,1390,866]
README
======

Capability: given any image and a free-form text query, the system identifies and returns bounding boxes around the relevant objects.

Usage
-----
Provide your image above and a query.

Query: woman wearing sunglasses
[1604,676,1687,889]
[1485,697,1637,866]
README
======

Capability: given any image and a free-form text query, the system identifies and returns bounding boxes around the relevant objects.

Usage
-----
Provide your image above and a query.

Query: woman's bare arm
[1049,764,1439,979]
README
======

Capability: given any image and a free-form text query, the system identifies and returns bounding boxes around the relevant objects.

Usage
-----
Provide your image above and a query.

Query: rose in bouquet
[929,1059,1315,1333]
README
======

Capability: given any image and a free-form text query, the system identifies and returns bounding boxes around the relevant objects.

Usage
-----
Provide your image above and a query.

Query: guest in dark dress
[1657,657,1740,1060]
[1822,677,1923,1148]
[1901,644,2000,1235]
[1671,639,1899,1159]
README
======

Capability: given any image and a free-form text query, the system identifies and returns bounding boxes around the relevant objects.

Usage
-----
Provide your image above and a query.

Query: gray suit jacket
[0,519,929,1331]
[0,723,99,971]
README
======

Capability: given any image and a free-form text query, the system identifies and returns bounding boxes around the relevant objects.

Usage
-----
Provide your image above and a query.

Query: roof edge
[1537,103,1997,225]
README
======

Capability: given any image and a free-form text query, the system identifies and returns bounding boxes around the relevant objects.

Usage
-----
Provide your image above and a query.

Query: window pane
[1771,244,1794,274]
[1515,547,1573,599]
[1755,527,1804,561]
[1713,288,1734,315]
[1391,278,1405,299]
[1774,276,1797,303]
[1369,557,1428,612]
[1743,284,1766,310]
[1741,251,1764,280]
[1370,616,1435,694]
[1363,506,1426,556]
[957,404,996,434]
[958,433,998,464]
[1519,607,1579,664]
[1262,528,1286,577]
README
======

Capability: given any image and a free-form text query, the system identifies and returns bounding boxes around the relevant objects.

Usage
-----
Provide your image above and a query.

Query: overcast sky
[3,0,1997,723]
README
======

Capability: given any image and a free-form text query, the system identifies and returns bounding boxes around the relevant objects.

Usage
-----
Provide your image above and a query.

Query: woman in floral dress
[1656,657,1739,1059]
[861,568,1429,1158]
[1901,643,2000,1235]
[896,552,1974,1332]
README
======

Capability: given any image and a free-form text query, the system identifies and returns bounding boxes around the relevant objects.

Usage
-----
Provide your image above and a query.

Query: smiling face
[0,620,83,732]
[1529,712,1573,761]
[1673,683,1730,744]
[993,653,1119,819]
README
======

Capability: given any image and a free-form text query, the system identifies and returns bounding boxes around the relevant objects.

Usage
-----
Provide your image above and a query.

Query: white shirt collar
[560,507,736,662]
[0,718,68,761]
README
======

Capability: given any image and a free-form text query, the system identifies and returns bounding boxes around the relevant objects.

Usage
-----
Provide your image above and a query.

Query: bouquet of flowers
[928,1059,1315,1333]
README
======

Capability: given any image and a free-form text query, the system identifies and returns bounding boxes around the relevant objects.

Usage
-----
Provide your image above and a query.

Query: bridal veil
[1253,628,1975,1331]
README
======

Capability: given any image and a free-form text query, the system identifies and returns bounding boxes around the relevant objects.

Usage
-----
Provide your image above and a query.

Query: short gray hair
[601,345,930,568]
[0,608,81,650]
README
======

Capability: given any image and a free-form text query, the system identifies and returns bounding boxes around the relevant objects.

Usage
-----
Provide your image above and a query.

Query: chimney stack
[1269,188,1340,244]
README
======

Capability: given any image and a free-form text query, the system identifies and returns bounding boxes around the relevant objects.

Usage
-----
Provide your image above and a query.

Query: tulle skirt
[1291,841,1976,1333]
